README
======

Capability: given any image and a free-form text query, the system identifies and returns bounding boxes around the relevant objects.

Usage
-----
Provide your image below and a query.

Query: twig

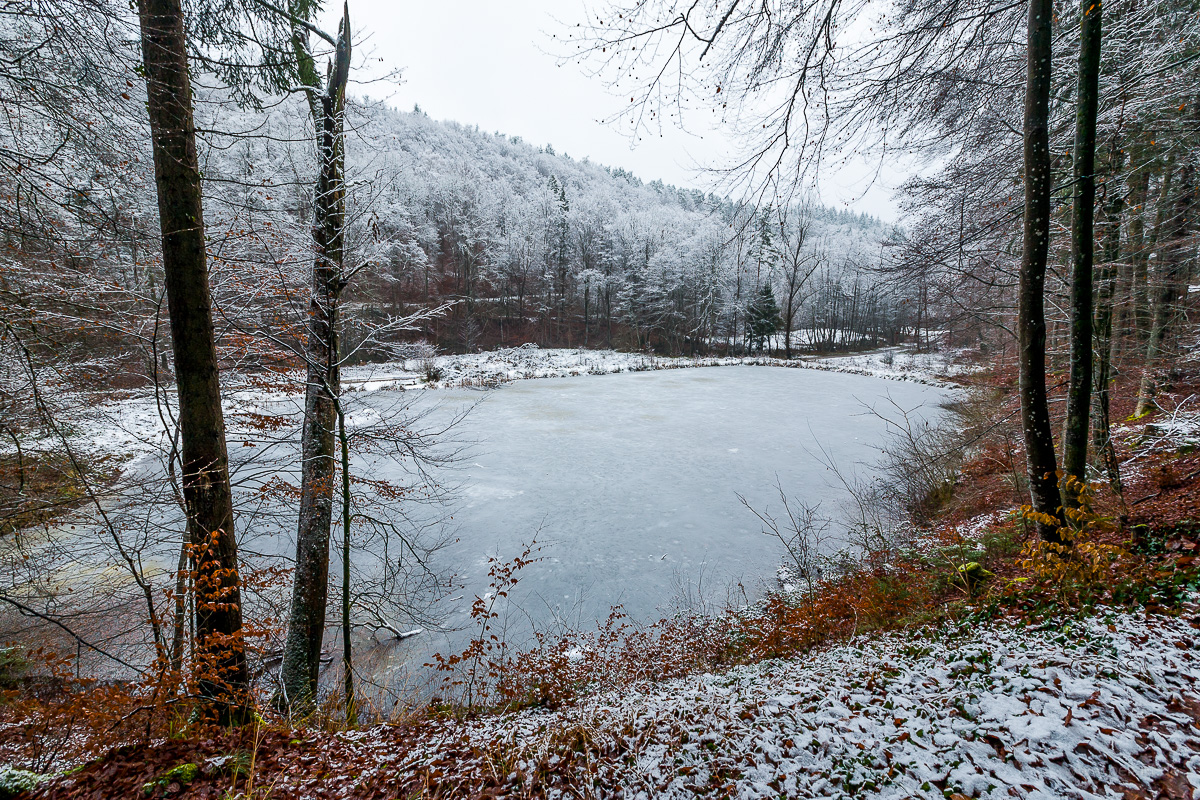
[0,594,145,674]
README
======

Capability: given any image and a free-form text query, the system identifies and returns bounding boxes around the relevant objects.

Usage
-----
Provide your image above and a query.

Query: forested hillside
[3,82,895,409]
[336,106,895,355]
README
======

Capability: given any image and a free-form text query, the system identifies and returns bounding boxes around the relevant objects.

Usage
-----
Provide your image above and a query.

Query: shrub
[0,648,28,689]
[421,358,444,383]
[1008,477,1135,609]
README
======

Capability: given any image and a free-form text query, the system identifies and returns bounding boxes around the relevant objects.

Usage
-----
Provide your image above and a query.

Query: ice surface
[419,368,949,621]
[381,367,951,683]
[28,352,954,691]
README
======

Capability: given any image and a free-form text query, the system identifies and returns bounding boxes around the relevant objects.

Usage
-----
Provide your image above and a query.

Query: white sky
[322,0,902,220]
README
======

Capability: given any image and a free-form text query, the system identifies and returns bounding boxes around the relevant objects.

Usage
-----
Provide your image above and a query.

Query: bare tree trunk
[280,7,351,709]
[1136,160,1193,416]
[135,0,248,708]
[337,402,356,724]
[784,311,792,359]
[1019,0,1065,541]
[1126,157,1152,345]
[1062,0,1102,496]
[1092,144,1124,494]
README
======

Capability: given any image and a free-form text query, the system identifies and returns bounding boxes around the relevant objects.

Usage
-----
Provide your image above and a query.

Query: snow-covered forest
[335,107,896,356]
[4,77,897,400]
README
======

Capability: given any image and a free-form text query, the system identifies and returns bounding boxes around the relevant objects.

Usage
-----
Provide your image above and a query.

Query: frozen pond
[373,365,952,688]
[19,363,952,691]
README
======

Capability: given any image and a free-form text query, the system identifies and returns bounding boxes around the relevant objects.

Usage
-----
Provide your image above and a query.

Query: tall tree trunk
[1126,156,1152,345]
[1136,161,1194,416]
[1092,144,1124,494]
[280,7,351,709]
[135,0,249,707]
[1062,0,1102,497]
[1019,0,1065,541]
[784,313,792,359]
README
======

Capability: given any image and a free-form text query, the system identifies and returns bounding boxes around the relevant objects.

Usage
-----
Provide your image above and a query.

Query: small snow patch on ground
[1141,402,1200,453]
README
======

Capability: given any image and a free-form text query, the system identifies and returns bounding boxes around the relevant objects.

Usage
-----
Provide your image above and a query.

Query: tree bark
[1062,0,1102,497]
[135,0,249,707]
[1018,0,1065,542]
[280,6,351,709]
[338,401,356,724]
[1126,156,1152,345]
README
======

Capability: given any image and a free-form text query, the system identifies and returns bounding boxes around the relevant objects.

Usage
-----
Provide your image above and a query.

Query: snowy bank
[387,610,1199,799]
[13,345,968,464]
[350,343,971,393]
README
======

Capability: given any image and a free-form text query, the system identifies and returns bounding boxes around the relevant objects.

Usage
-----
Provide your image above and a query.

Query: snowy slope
[383,611,1200,799]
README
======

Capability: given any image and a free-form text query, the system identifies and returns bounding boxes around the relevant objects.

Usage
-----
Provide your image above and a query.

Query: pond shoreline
[345,343,974,396]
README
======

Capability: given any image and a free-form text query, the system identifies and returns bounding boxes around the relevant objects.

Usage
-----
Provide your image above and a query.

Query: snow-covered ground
[1138,396,1200,453]
[810,346,978,382]
[370,610,1200,799]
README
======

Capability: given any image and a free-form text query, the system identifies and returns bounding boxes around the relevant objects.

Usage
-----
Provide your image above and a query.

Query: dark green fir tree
[747,283,782,353]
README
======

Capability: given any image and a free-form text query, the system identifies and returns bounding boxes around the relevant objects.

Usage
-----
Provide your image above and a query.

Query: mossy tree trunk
[1125,154,1152,346]
[1136,159,1194,416]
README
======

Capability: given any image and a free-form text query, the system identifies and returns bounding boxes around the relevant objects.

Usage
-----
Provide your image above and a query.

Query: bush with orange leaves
[1003,475,1138,610]
[995,475,1200,614]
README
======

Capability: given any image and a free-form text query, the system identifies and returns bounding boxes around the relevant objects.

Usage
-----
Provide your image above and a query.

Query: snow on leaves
[406,611,1200,799]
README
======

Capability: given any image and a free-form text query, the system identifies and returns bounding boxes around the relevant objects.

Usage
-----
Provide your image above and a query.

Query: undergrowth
[0,453,114,536]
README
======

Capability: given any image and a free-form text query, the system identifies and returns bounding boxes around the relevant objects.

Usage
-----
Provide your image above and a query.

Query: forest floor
[37,610,1199,800]
[11,341,1200,799]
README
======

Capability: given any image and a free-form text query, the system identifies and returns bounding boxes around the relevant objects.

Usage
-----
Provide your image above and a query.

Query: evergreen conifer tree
[747,283,782,353]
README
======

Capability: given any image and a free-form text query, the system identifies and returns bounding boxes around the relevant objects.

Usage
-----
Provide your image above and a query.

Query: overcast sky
[321,0,901,220]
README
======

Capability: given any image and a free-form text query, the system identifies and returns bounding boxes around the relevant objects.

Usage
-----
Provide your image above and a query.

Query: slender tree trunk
[1092,144,1124,494]
[1136,161,1193,416]
[1019,0,1065,541]
[338,403,356,724]
[280,8,351,709]
[135,0,248,707]
[169,541,189,678]
[1062,0,1102,497]
[1126,157,1152,345]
